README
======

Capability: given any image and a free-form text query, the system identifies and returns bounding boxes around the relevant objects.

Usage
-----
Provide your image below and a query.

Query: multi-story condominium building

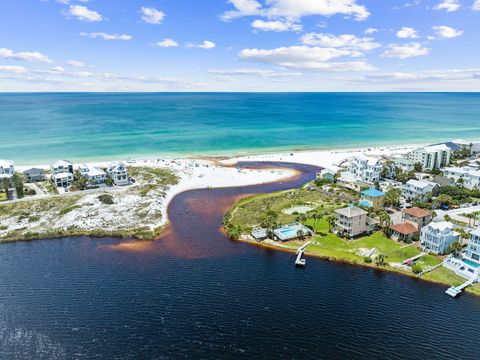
[443,167,480,189]
[79,164,107,185]
[420,221,460,255]
[50,160,73,176]
[406,144,451,170]
[345,156,383,183]
[402,179,439,202]
[0,160,15,178]
[334,206,378,238]
[465,229,480,264]
[107,161,129,186]
[53,172,74,188]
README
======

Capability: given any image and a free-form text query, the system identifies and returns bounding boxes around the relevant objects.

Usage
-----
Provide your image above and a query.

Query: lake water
[0,162,479,359]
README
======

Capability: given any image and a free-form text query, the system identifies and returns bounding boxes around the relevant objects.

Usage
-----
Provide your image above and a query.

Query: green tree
[73,170,88,190]
[12,173,24,198]
[385,188,402,207]
[376,253,386,266]
[413,162,423,172]
[326,214,336,232]
[296,229,305,240]
[377,210,391,228]
[448,241,463,256]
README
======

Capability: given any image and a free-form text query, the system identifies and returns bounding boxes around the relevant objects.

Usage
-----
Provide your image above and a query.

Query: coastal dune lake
[1,162,480,359]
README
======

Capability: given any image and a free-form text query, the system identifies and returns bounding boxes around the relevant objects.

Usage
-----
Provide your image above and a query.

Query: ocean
[1,92,480,164]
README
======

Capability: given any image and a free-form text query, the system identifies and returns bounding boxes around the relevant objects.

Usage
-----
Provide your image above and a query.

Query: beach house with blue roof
[359,188,386,210]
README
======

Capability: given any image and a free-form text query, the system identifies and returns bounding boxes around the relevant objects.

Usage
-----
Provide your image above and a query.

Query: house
[402,179,439,202]
[317,168,335,182]
[51,160,73,176]
[359,188,385,210]
[464,229,480,265]
[23,168,45,182]
[392,156,415,172]
[107,161,129,186]
[0,160,15,178]
[344,156,383,183]
[406,144,451,170]
[334,206,378,238]
[53,172,74,188]
[420,221,460,255]
[402,207,432,232]
[79,164,107,186]
[389,207,432,242]
[443,167,480,189]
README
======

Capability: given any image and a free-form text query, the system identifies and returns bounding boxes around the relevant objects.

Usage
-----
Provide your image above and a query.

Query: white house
[344,155,383,183]
[407,144,451,170]
[79,164,107,185]
[107,161,129,186]
[53,172,74,188]
[443,167,480,189]
[0,160,15,178]
[402,179,439,202]
[317,168,335,182]
[465,229,480,265]
[51,160,73,176]
[420,221,460,255]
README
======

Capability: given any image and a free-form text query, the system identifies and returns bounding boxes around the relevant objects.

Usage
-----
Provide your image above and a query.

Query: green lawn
[0,192,7,202]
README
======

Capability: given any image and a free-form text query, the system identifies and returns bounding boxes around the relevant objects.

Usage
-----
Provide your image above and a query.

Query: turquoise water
[1,92,480,165]
[463,258,480,268]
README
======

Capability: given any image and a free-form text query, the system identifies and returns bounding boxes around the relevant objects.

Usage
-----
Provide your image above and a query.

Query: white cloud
[301,33,380,51]
[187,40,216,49]
[474,0,480,10]
[154,39,179,48]
[0,65,27,74]
[396,27,418,39]
[381,42,429,59]
[222,0,370,21]
[251,19,302,32]
[432,25,463,38]
[434,0,460,12]
[140,7,166,24]
[364,27,378,35]
[0,48,53,63]
[80,32,132,41]
[239,45,375,71]
[208,68,302,78]
[350,68,480,84]
[65,5,102,22]
[67,60,86,67]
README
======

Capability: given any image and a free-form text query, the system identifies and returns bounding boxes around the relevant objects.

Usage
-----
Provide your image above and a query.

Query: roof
[320,168,335,175]
[403,207,432,218]
[52,159,72,167]
[358,200,372,208]
[389,222,418,235]
[424,144,450,153]
[53,172,73,179]
[470,228,480,237]
[0,160,14,167]
[361,188,385,197]
[108,161,127,171]
[23,168,44,174]
[335,206,367,217]
[425,221,455,232]
[406,179,437,189]
[451,139,470,145]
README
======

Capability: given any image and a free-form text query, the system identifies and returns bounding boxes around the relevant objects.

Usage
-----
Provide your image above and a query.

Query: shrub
[98,194,114,205]
[364,257,372,264]
[412,264,423,274]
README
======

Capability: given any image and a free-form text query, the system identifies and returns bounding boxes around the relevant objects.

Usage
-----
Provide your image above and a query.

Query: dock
[445,278,475,298]
[295,241,311,267]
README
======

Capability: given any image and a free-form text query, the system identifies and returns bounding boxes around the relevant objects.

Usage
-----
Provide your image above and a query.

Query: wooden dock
[445,278,475,298]
[294,241,311,267]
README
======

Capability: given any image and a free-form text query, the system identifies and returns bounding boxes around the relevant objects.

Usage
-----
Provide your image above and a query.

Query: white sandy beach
[10,143,421,232]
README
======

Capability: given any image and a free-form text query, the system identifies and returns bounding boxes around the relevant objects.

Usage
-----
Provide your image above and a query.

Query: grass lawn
[0,192,7,202]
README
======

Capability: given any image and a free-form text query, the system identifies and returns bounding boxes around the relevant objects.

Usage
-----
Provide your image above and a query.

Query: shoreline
[232,235,480,297]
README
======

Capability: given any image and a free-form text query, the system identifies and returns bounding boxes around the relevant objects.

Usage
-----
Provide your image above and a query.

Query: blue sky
[0,0,479,91]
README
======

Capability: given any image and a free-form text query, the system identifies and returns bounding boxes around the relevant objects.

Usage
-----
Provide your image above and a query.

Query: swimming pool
[463,258,480,268]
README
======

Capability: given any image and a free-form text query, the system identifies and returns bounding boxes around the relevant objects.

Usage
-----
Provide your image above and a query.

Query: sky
[0,0,479,91]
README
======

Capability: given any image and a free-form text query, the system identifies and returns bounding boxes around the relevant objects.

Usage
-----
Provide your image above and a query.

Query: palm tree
[296,229,305,240]
[449,241,463,256]
[376,253,385,266]
[310,213,320,234]
[326,214,336,232]
[377,210,391,229]
[465,213,476,227]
